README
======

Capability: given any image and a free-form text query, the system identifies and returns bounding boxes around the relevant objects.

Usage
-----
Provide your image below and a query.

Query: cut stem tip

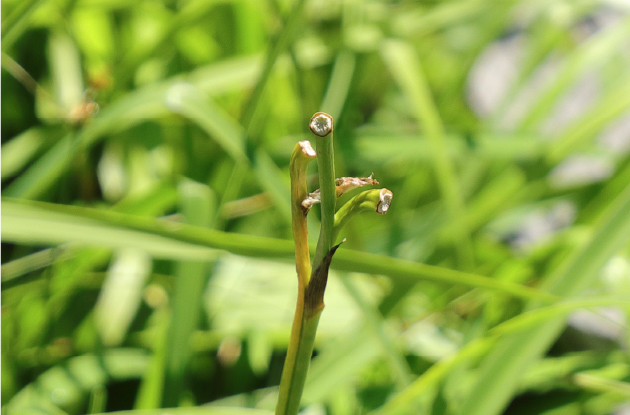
[309,112,333,137]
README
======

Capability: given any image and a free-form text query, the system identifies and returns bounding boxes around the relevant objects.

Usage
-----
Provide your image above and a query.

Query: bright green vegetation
[2,1,630,415]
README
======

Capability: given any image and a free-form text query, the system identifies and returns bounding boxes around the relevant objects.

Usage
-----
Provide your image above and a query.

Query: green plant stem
[276,312,322,415]
[276,114,337,415]
[312,120,336,270]
[276,142,316,415]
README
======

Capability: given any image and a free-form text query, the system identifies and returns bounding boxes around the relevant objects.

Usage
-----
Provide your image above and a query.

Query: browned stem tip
[297,140,317,158]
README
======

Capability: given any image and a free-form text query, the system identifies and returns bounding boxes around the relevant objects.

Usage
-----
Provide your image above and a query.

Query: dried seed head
[335,173,379,197]
[377,189,393,214]
[309,112,333,137]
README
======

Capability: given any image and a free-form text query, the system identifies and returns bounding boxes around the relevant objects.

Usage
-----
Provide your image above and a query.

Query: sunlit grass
[2,0,630,414]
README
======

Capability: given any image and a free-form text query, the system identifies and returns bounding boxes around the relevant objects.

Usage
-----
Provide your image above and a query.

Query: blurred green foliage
[2,0,630,414]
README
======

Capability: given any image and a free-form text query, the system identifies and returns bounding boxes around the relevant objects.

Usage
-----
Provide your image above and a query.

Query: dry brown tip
[377,188,393,214]
[298,140,317,158]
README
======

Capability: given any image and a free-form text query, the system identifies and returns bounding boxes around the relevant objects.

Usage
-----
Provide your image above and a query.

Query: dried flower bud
[335,174,379,197]
[377,189,393,214]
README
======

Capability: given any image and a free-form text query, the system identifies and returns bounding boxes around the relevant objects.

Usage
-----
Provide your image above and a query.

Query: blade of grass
[3,54,262,199]
[391,0,488,38]
[339,274,412,390]
[166,83,248,162]
[456,182,630,415]
[94,250,152,347]
[303,327,383,405]
[353,131,548,163]
[1,247,68,285]
[437,167,527,242]
[381,39,473,268]
[376,297,630,414]
[48,31,84,112]
[162,180,216,407]
[572,371,630,398]
[517,16,630,132]
[1,0,45,49]
[240,0,307,139]
[1,127,47,180]
[95,408,274,415]
[5,349,149,415]
[2,133,75,199]
[134,309,168,410]
[320,50,356,121]
[1,197,556,302]
[546,74,630,164]
[255,327,386,410]
[165,83,291,223]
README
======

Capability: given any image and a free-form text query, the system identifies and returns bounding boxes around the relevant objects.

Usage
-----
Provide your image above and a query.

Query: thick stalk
[276,113,337,415]
[276,141,316,415]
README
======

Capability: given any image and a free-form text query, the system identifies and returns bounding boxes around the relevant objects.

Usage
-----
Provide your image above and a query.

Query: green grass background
[2,0,630,414]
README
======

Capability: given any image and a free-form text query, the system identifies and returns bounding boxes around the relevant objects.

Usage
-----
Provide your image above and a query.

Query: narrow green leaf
[3,134,75,199]
[1,128,47,180]
[1,198,555,302]
[378,297,630,414]
[5,349,149,415]
[162,179,216,407]
[381,38,473,268]
[457,183,630,415]
[547,75,630,164]
[517,16,630,131]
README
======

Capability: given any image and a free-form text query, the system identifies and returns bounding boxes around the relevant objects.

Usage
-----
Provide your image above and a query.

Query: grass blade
[1,197,556,302]
[457,182,630,415]
[381,39,473,268]
[162,180,216,407]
